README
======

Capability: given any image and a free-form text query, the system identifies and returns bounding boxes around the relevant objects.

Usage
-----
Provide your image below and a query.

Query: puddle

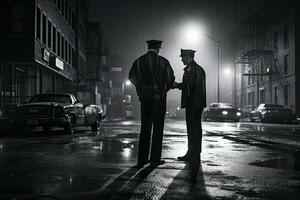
[250,157,300,171]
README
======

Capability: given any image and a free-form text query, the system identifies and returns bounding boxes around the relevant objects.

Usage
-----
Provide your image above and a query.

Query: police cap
[146,40,162,49]
[180,49,196,57]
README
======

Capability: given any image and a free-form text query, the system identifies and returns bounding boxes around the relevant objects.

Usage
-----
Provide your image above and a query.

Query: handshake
[171,82,180,89]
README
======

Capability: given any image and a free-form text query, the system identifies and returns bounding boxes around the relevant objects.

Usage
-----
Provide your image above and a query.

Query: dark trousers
[185,108,203,157]
[138,97,166,164]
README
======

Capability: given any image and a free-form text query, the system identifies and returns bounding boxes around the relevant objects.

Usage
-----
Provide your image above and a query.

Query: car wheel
[259,115,266,123]
[250,115,255,122]
[64,116,74,134]
[91,115,100,133]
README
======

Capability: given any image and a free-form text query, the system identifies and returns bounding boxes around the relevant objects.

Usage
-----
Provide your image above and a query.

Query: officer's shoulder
[158,55,170,63]
[194,63,205,73]
[134,54,147,62]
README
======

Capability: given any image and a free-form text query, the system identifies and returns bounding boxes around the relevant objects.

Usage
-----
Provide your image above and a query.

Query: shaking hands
[171,82,179,89]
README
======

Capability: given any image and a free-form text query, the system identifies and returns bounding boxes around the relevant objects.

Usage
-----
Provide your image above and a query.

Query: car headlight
[222,110,228,115]
[236,112,241,116]
[261,110,267,114]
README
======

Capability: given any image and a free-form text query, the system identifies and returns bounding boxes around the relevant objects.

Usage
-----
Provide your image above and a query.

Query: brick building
[0,0,89,109]
[235,0,299,115]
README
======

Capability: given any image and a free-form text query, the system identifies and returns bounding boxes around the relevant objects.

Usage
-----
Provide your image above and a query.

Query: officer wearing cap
[173,49,206,181]
[129,40,175,168]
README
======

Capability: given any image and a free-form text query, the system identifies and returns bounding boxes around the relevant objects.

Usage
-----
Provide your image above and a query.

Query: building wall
[236,0,298,114]
[0,0,89,109]
[0,0,35,62]
[295,0,300,115]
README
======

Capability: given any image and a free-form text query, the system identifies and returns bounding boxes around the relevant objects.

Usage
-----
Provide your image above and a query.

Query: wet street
[0,120,300,200]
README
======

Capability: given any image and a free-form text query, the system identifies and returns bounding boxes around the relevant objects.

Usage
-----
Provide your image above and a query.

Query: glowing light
[222,111,228,115]
[224,68,231,75]
[182,22,204,44]
[125,80,131,86]
[121,140,130,144]
[122,148,132,158]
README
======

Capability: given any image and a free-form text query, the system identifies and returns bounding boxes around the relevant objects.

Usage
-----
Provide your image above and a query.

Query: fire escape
[236,0,290,107]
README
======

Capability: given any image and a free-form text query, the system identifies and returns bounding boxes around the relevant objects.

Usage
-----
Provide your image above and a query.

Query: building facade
[86,21,110,109]
[0,0,89,109]
[235,0,299,114]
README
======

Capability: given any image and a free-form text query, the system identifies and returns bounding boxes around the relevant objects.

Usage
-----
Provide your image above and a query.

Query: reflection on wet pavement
[250,157,300,171]
[0,120,300,199]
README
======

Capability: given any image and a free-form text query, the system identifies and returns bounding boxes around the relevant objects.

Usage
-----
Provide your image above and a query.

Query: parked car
[202,103,241,122]
[14,93,105,134]
[241,105,256,119]
[249,104,295,123]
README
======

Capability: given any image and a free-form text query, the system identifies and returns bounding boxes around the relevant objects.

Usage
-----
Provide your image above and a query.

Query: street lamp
[201,33,220,103]
[122,80,131,96]
[224,68,231,102]
[182,24,220,102]
[125,80,131,86]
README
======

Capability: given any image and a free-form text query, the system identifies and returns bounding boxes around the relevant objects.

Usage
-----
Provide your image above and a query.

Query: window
[57,0,61,11]
[284,54,289,74]
[36,7,41,39]
[273,30,278,49]
[274,87,278,104]
[284,85,289,105]
[52,26,56,53]
[66,1,69,22]
[284,24,289,47]
[274,58,278,72]
[47,20,52,49]
[42,13,47,45]
[62,0,65,16]
[259,89,265,104]
[247,70,251,85]
[248,92,251,105]
[72,10,76,31]
[69,5,72,25]
[72,47,76,67]
[68,43,71,64]
[61,35,65,60]
[11,3,24,33]
[65,40,68,62]
[57,31,61,56]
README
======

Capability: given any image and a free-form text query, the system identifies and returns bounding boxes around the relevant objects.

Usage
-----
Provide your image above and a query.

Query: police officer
[173,49,206,180]
[129,40,175,168]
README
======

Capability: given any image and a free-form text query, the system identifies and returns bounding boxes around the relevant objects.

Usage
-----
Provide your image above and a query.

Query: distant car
[249,104,295,123]
[202,103,241,122]
[241,105,256,119]
[14,93,105,134]
[166,107,186,119]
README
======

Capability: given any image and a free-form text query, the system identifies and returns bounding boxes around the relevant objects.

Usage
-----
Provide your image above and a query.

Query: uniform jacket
[129,51,175,101]
[178,60,206,109]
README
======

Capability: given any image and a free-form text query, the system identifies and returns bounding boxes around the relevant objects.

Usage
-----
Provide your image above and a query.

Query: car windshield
[264,104,285,109]
[29,95,71,104]
[211,103,233,108]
